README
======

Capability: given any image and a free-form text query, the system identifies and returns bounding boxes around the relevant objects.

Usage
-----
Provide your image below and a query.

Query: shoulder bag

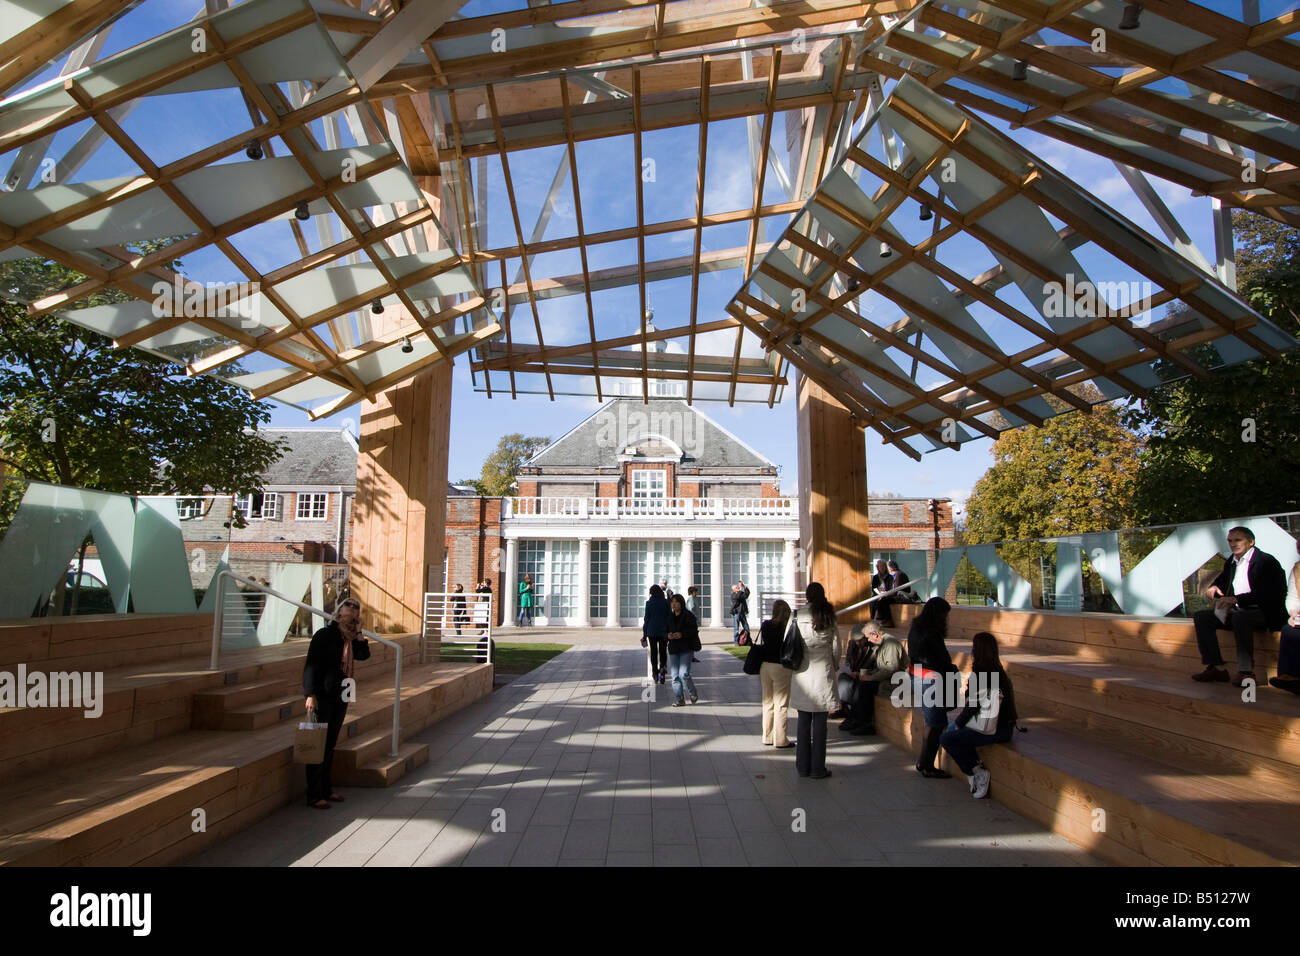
[780,617,804,670]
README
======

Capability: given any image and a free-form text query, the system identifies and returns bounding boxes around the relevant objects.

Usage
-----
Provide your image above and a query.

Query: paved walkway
[192,640,1095,866]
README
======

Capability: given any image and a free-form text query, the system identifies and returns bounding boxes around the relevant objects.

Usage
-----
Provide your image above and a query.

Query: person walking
[302,597,370,809]
[908,597,958,778]
[667,593,701,706]
[731,580,751,644]
[517,573,534,627]
[452,583,468,636]
[940,632,1019,798]
[790,582,841,778]
[757,599,794,748]
[643,584,671,684]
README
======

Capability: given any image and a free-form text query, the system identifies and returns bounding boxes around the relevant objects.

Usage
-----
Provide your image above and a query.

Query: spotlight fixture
[400,335,414,354]
[244,138,263,160]
[919,203,933,221]
[878,241,892,259]
[371,298,384,314]
[294,201,310,220]
[1012,60,1028,81]
[791,332,802,346]
[1119,2,1141,29]
[846,276,860,293]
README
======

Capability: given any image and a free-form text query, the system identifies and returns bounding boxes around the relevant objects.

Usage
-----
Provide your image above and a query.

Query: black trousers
[1194,606,1268,673]
[647,635,668,676]
[870,597,895,626]
[306,698,348,802]
[796,711,828,776]
[849,679,878,727]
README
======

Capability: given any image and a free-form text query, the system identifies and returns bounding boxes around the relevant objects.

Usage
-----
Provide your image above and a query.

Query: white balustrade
[503,496,797,522]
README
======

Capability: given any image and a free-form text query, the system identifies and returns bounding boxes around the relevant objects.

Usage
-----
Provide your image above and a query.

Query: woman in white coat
[790,581,842,778]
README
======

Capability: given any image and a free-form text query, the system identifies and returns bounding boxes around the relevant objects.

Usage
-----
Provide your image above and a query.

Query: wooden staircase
[873,605,1300,866]
[0,631,492,866]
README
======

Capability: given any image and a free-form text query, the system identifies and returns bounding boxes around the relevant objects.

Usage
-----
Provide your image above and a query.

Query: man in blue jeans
[730,581,750,644]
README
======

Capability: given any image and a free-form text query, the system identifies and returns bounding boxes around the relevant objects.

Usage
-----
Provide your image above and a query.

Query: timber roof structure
[0,0,1297,450]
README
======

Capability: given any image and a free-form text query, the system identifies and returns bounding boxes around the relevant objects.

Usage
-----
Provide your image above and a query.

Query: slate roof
[527,400,774,469]
[261,428,359,486]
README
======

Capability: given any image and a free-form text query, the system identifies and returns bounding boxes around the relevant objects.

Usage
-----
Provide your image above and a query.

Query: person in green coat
[518,573,534,627]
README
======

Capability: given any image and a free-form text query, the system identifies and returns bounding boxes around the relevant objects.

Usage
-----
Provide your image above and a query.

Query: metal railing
[210,570,403,759]
[422,591,494,666]
[503,496,797,521]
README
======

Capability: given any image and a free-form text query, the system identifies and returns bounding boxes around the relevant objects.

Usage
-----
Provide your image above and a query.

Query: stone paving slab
[190,637,1097,867]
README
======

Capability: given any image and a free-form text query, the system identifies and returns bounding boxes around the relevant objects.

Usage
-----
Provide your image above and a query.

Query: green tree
[0,251,285,498]
[965,395,1142,544]
[474,433,551,496]
[1123,211,1300,524]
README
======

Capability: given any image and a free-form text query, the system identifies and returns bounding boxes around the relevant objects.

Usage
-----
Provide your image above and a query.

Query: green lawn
[723,645,750,661]
[493,643,572,674]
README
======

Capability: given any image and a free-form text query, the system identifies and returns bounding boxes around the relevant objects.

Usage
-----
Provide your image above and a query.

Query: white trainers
[972,765,991,799]
[967,773,977,794]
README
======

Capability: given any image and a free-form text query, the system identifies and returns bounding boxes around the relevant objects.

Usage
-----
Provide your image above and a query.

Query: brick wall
[443,497,505,625]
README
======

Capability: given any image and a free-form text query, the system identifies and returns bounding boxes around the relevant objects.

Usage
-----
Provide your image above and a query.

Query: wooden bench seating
[869,605,1300,866]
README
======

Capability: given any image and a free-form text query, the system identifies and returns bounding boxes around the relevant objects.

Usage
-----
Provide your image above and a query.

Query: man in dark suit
[870,559,895,627]
[1191,526,1287,687]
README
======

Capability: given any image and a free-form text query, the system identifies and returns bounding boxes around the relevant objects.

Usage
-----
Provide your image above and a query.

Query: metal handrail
[210,570,403,759]
[840,578,922,616]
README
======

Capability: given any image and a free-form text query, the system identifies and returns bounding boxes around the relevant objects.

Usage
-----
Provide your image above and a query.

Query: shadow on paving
[190,641,1096,867]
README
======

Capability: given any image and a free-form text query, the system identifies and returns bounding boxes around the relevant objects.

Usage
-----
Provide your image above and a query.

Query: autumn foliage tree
[462,433,552,496]
[964,395,1142,544]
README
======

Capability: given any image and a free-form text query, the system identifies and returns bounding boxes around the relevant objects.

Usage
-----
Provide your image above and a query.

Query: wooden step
[1001,653,1300,773]
[336,738,429,787]
[192,679,292,729]
[870,691,1300,866]
[220,694,306,731]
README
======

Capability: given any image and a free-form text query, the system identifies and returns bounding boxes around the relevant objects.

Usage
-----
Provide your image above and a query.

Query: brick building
[182,427,357,585]
[443,398,956,628]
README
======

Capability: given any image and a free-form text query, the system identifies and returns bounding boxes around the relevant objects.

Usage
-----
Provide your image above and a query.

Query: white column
[577,537,592,628]
[606,538,621,627]
[783,538,797,597]
[680,537,694,604]
[710,538,724,628]
[748,544,759,619]
[503,537,519,627]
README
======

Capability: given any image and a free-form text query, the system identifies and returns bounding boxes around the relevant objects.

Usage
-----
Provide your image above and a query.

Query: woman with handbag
[666,593,702,706]
[518,573,534,627]
[908,596,958,778]
[940,632,1018,798]
[755,599,794,748]
[302,597,371,809]
[789,582,842,778]
[643,584,671,684]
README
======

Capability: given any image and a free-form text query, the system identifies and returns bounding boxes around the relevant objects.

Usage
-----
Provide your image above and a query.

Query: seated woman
[1268,543,1300,696]
[940,631,1018,799]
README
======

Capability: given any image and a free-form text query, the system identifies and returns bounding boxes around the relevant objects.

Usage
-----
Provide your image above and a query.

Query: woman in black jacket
[907,596,957,778]
[757,599,794,747]
[302,597,371,809]
[941,632,1018,799]
[667,593,701,706]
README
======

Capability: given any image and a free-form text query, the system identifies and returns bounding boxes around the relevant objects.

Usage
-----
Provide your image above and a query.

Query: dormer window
[631,470,666,505]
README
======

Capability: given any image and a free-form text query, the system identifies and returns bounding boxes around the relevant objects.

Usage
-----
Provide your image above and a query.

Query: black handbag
[742,643,763,675]
[780,618,804,670]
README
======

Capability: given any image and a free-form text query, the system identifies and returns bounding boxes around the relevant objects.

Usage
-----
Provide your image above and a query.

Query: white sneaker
[967,773,977,794]
[972,765,991,799]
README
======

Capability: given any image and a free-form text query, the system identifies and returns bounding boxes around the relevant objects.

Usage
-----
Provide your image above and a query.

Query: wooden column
[351,358,452,635]
[796,371,872,623]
